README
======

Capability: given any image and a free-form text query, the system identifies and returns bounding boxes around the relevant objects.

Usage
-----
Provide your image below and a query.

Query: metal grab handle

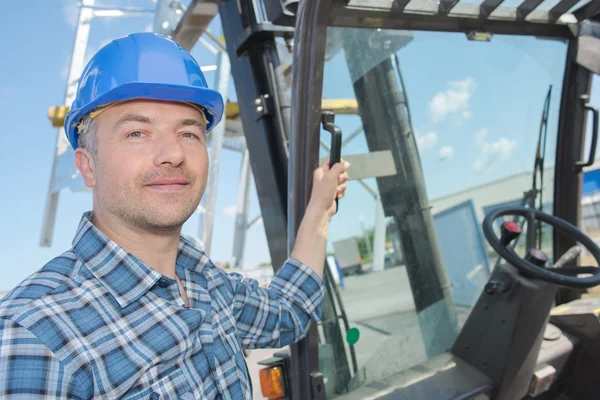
[321,111,342,214]
[574,94,599,172]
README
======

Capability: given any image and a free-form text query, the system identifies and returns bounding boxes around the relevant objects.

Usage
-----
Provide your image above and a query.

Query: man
[0,33,349,399]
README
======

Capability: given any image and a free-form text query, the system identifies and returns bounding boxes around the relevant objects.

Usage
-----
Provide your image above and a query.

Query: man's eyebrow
[113,114,153,130]
[112,115,206,131]
[176,118,206,129]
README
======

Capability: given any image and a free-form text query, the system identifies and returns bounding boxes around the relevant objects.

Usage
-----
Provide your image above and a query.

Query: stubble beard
[96,164,206,232]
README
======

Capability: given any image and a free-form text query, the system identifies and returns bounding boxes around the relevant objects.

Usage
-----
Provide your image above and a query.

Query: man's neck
[91,209,181,279]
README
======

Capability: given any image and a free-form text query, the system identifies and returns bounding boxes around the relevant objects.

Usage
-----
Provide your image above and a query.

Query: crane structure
[43,0,358,268]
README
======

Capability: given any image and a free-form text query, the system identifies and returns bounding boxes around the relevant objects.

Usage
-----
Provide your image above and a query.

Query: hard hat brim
[64,81,224,150]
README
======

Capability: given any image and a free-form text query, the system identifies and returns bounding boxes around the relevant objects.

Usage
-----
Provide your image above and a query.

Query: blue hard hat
[64,32,224,150]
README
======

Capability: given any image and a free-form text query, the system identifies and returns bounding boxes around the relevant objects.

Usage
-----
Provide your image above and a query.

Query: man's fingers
[321,156,346,168]
[317,158,349,175]
[329,159,350,176]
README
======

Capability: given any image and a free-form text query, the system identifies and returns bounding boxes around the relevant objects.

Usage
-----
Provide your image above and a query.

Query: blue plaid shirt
[0,212,324,399]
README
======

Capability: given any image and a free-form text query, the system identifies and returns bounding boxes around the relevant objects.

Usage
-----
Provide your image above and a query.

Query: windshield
[317,27,567,397]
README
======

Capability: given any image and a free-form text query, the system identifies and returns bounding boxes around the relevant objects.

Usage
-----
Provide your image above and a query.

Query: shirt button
[150,393,160,400]
[158,278,170,288]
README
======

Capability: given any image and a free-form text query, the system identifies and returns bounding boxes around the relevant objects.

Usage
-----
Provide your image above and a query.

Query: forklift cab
[239,0,600,399]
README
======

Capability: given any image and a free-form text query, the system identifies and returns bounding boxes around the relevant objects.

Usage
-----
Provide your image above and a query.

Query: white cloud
[449,78,475,92]
[473,136,517,173]
[62,0,79,28]
[429,77,476,124]
[475,128,488,146]
[223,206,237,216]
[144,23,154,33]
[439,146,454,160]
[416,131,438,151]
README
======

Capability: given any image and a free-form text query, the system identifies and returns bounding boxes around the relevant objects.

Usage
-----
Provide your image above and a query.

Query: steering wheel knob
[500,221,521,246]
[525,249,548,267]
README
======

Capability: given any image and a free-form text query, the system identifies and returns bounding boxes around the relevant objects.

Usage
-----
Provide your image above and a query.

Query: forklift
[187,0,599,398]
[219,0,600,400]
[207,0,600,399]
[48,0,600,398]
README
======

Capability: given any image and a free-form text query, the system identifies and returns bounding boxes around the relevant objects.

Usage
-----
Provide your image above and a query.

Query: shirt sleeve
[0,318,86,399]
[227,258,325,349]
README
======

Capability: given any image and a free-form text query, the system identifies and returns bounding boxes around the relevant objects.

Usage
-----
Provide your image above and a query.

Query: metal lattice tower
[42,0,258,268]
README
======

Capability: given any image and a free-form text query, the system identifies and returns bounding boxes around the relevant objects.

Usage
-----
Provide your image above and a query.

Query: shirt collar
[72,211,207,308]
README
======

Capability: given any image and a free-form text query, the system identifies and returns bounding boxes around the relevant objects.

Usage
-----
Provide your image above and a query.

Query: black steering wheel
[482,207,600,289]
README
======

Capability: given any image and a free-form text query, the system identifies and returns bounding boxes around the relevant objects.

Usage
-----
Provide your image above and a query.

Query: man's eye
[182,132,201,140]
[127,131,145,138]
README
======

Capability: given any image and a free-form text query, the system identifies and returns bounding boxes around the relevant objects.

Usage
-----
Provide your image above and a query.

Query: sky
[0,0,598,291]
[318,27,600,247]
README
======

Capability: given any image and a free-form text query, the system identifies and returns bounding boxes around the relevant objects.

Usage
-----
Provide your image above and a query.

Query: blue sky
[319,28,600,246]
[0,0,598,291]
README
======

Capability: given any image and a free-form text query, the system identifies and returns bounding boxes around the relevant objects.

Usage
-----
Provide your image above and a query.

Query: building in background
[381,163,600,308]
[430,167,555,223]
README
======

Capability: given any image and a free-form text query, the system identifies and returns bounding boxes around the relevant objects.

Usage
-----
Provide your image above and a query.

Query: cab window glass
[316,27,567,397]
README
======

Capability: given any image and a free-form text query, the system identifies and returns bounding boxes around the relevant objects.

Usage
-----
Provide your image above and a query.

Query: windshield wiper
[493,85,552,267]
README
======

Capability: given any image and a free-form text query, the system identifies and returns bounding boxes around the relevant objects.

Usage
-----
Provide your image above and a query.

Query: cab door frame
[286,1,596,398]
[554,40,594,304]
[288,1,336,398]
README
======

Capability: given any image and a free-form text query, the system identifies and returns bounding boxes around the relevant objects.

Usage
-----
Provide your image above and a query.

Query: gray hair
[77,116,98,156]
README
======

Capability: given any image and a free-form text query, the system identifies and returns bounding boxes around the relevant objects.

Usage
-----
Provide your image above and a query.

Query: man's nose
[154,133,185,167]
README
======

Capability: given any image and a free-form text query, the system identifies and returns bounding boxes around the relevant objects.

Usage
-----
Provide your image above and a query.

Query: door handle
[321,111,342,214]
[574,94,599,173]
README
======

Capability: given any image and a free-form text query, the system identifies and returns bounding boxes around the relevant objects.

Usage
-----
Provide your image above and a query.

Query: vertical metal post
[372,197,386,272]
[342,26,459,357]
[288,0,335,398]
[554,39,592,304]
[232,148,253,268]
[40,0,94,247]
[216,0,290,274]
[199,50,230,255]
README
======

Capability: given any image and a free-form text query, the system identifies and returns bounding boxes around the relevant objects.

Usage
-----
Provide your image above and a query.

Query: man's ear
[74,148,96,188]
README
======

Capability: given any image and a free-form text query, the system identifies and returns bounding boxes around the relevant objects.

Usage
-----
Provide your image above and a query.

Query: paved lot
[245,266,472,398]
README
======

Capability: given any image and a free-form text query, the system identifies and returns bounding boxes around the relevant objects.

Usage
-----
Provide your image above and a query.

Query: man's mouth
[145,178,190,192]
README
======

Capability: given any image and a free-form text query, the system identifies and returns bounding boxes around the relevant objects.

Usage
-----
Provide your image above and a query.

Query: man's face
[76,100,209,232]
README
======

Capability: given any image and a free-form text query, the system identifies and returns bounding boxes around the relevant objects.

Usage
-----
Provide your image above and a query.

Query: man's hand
[290,159,350,278]
[309,158,350,219]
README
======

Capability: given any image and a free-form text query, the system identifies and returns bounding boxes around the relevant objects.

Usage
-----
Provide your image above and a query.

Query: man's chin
[155,213,194,229]
[128,207,196,232]
[135,221,183,234]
